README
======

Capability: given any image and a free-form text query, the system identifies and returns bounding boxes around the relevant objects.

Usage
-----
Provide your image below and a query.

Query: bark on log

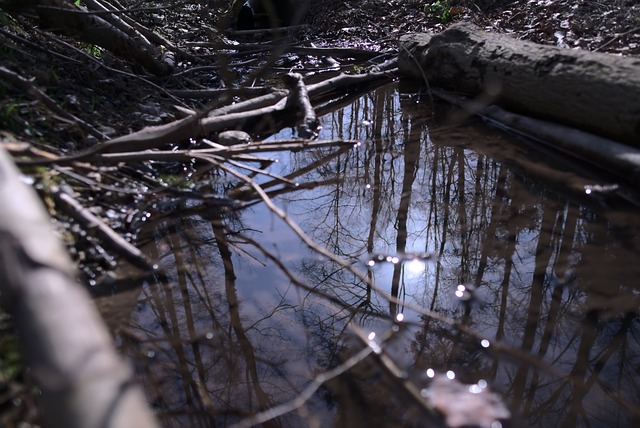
[398,23,640,146]
[0,144,158,428]
[283,72,320,139]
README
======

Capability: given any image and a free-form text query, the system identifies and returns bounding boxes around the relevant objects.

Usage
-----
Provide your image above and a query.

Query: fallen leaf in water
[421,375,510,427]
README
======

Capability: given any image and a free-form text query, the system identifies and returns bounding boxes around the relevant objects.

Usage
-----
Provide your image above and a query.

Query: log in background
[399,23,640,146]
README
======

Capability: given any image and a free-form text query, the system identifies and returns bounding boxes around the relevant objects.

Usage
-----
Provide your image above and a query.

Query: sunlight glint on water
[115,82,640,427]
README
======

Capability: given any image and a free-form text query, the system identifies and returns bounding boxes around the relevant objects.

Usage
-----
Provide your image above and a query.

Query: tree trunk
[398,23,640,146]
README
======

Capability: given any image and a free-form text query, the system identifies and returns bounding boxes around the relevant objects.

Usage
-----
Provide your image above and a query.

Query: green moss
[426,0,453,23]
[0,317,22,384]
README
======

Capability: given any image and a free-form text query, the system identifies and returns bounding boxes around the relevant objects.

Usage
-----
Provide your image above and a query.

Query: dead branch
[595,26,640,52]
[15,110,208,166]
[0,26,84,64]
[108,0,196,63]
[14,68,396,166]
[207,90,289,116]
[0,146,158,428]
[34,29,185,105]
[2,0,172,76]
[203,39,383,60]
[228,23,308,37]
[82,0,156,55]
[283,73,320,139]
[228,143,354,199]
[230,342,374,428]
[168,86,273,100]
[306,67,398,99]
[348,322,437,413]
[94,139,359,164]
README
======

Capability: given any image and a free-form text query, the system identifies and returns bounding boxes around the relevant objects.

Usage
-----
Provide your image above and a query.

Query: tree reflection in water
[108,83,640,427]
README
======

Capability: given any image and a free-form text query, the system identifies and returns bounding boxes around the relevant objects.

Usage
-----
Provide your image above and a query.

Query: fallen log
[398,23,640,146]
[14,67,396,166]
[432,89,640,183]
[1,0,173,76]
[0,144,158,428]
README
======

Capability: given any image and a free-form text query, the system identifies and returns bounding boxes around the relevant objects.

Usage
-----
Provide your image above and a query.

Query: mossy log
[399,23,640,146]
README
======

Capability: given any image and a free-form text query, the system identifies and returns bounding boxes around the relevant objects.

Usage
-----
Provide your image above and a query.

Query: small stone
[217,130,252,146]
[97,125,117,137]
[141,114,163,126]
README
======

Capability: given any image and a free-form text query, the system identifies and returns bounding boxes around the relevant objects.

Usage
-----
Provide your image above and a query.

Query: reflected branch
[211,215,278,422]
[231,346,373,428]
[231,321,406,428]
[199,148,566,383]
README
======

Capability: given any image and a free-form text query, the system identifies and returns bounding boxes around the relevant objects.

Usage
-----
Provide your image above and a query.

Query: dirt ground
[1,0,638,151]
[0,0,639,425]
[312,0,640,55]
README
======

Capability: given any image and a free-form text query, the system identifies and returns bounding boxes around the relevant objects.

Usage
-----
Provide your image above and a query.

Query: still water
[103,82,640,427]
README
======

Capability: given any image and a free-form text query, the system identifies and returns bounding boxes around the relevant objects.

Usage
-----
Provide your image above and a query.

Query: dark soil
[0,0,638,425]
[311,0,640,54]
[1,0,638,153]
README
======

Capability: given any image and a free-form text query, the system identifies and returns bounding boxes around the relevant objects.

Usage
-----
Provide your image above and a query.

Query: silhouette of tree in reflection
[108,83,640,427]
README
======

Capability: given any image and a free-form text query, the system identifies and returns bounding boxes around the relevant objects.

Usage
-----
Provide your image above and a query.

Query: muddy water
[105,82,640,427]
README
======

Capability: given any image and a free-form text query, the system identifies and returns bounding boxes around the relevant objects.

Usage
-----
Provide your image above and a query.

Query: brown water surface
[101,82,640,427]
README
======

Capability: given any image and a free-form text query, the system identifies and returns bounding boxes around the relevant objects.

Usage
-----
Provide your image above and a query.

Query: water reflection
[105,83,640,427]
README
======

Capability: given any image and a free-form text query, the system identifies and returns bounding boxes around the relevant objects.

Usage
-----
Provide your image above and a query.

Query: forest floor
[1,0,638,156]
[0,0,639,425]
[313,0,640,55]
[1,0,638,158]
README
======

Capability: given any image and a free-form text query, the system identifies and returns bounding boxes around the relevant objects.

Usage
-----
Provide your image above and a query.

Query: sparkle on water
[99,82,640,427]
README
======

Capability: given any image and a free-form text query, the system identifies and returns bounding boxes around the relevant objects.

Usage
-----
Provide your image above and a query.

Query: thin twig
[0,27,83,64]
[231,322,406,428]
[594,27,640,52]
[36,29,186,106]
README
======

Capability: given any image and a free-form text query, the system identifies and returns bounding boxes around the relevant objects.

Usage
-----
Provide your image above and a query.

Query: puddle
[101,82,640,427]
